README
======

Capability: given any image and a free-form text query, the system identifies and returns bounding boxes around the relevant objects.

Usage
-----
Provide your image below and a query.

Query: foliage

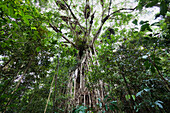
[0,0,169,113]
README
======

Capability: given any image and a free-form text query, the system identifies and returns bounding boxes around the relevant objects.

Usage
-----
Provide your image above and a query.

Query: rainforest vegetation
[0,0,170,112]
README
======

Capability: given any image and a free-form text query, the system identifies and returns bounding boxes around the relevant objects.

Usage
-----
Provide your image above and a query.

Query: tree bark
[53,55,59,112]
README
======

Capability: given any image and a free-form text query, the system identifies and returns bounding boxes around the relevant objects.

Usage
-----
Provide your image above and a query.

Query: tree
[46,0,139,112]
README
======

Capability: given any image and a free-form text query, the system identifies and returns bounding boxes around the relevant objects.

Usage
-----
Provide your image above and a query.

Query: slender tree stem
[148,56,170,91]
[44,73,55,113]
[53,55,60,112]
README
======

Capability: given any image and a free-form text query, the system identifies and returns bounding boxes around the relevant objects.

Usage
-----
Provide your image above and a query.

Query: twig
[110,7,137,16]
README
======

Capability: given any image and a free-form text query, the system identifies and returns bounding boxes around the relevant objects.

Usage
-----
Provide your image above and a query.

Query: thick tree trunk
[66,47,105,112]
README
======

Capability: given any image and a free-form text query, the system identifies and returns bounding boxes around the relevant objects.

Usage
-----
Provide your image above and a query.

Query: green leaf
[8,7,14,16]
[156,102,163,108]
[155,13,161,19]
[132,19,138,25]
[144,88,150,92]
[140,24,152,32]
[104,95,108,100]
[109,104,114,111]
[22,17,29,25]
[1,43,7,48]
[132,95,135,101]
[109,103,118,111]
[139,20,149,25]
[155,100,163,104]
[125,95,131,100]
[75,106,87,112]
[36,47,41,52]
[151,65,155,73]
[144,61,151,70]
[151,22,160,26]
[154,57,161,61]
[24,15,33,19]
[136,90,143,97]
[156,66,162,70]
[110,101,117,105]
[31,27,37,30]
[160,1,168,17]
[105,104,108,111]
[145,0,158,8]
[155,100,163,109]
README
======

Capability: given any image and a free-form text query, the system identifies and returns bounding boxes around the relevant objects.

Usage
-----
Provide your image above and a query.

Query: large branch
[62,0,85,32]
[88,11,96,37]
[91,6,137,46]
[49,23,76,48]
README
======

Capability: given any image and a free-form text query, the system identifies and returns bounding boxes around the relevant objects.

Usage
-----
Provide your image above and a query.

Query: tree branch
[49,23,77,48]
[91,22,104,46]
[88,11,96,36]
[110,6,137,16]
[91,6,137,46]
[108,0,112,15]
[1,58,12,71]
[148,55,170,91]
[62,0,85,32]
